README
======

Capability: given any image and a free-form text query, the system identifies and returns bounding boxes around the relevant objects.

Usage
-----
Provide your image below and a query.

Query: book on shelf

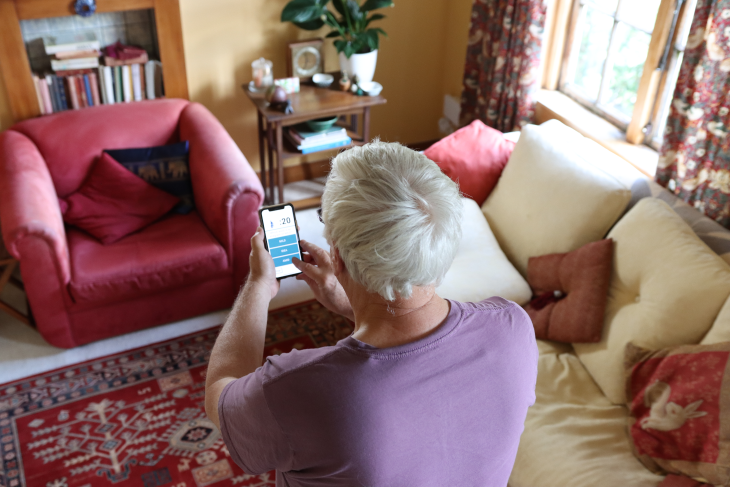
[89,72,101,106]
[122,65,132,102]
[145,61,163,99]
[51,57,100,71]
[131,64,143,102]
[54,49,101,60]
[43,32,100,55]
[285,125,349,150]
[104,52,149,67]
[299,137,352,154]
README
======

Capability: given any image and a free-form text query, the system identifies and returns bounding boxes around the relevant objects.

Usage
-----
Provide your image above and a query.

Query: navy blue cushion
[104,141,193,214]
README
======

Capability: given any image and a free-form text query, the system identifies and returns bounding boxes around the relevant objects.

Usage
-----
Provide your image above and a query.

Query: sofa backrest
[9,98,189,197]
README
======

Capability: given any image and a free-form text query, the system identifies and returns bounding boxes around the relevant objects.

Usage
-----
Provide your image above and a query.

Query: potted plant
[281,0,393,84]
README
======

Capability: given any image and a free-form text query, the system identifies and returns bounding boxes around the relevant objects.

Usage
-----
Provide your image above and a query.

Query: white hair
[321,140,462,301]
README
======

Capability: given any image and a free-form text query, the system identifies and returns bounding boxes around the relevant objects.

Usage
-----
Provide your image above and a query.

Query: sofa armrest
[180,102,265,264]
[0,130,70,283]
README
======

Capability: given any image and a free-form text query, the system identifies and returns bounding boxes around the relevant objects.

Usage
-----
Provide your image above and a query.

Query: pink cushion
[60,152,179,244]
[68,212,228,303]
[424,120,516,205]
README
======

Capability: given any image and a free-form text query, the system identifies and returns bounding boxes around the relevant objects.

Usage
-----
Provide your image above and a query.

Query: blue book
[83,75,93,106]
[300,137,352,154]
[55,76,68,110]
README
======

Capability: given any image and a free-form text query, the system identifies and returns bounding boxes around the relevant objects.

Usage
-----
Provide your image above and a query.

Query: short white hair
[321,140,462,301]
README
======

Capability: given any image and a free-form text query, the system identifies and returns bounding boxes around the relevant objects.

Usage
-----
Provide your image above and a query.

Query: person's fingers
[292,256,325,284]
[301,252,315,264]
[250,227,266,251]
[300,240,331,267]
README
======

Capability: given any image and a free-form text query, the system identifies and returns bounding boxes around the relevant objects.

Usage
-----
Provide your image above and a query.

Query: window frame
[555,0,691,146]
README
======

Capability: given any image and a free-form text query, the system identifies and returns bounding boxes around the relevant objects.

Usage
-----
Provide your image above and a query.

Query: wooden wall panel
[154,0,188,100]
[0,0,41,121]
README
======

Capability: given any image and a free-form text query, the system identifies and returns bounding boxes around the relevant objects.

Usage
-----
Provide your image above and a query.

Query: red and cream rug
[0,301,353,487]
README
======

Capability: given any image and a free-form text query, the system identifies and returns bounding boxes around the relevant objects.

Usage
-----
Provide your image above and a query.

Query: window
[559,0,697,148]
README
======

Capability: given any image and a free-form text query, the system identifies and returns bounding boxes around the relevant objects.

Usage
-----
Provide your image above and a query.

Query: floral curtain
[460,0,547,133]
[656,0,730,227]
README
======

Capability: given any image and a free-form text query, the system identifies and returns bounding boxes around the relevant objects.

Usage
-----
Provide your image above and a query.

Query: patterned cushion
[104,141,193,214]
[625,341,730,485]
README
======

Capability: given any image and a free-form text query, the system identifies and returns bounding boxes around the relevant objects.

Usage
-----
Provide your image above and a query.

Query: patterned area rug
[0,301,353,487]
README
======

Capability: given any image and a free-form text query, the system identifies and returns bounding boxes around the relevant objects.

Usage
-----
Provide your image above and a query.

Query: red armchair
[0,99,264,348]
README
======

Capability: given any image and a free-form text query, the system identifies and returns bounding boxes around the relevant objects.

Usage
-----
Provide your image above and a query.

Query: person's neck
[346,281,451,349]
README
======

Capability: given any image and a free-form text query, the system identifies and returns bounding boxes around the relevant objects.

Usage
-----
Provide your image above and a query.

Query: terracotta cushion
[625,341,730,485]
[68,212,228,303]
[524,239,613,343]
[424,120,515,206]
[60,152,179,244]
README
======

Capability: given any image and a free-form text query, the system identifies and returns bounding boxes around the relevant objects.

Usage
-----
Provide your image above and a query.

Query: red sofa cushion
[68,212,228,303]
[61,152,179,244]
[424,120,516,205]
[524,239,613,343]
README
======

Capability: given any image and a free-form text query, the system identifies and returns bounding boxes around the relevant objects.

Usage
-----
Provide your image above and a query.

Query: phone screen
[260,204,303,279]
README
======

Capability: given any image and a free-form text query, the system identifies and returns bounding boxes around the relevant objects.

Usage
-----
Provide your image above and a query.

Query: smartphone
[258,203,303,280]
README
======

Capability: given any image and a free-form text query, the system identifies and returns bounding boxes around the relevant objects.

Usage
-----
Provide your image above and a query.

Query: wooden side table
[0,239,32,326]
[243,79,386,204]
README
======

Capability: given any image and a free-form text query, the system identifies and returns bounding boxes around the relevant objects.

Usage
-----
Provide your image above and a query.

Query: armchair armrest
[180,103,265,285]
[0,130,70,283]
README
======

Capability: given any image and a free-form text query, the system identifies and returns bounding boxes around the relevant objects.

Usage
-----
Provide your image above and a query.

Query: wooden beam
[15,0,154,20]
[154,0,188,99]
[0,0,40,121]
[626,0,676,144]
[541,0,574,90]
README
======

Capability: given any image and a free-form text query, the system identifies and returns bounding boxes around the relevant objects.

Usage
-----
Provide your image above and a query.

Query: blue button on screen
[274,254,298,267]
[270,243,299,258]
[269,234,297,248]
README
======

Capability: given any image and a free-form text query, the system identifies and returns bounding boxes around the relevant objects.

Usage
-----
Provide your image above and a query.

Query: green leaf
[370,27,387,37]
[344,42,356,58]
[345,0,364,21]
[333,0,346,17]
[365,13,385,27]
[294,18,326,30]
[325,30,341,38]
[360,0,393,12]
[281,0,323,23]
[333,39,348,54]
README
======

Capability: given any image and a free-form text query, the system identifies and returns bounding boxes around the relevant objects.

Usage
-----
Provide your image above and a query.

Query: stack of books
[285,126,352,154]
[33,33,164,115]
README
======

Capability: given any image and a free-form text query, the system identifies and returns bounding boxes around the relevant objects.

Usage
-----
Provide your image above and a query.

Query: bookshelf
[0,0,188,123]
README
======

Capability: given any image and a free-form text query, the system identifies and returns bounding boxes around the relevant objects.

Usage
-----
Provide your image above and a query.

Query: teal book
[300,137,352,154]
[114,66,122,103]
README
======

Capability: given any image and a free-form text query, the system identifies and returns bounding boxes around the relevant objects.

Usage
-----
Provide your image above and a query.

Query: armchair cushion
[61,152,179,244]
[104,141,194,214]
[68,212,228,303]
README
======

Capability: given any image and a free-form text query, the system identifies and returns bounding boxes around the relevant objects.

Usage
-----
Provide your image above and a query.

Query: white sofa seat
[436,198,532,305]
[509,342,664,487]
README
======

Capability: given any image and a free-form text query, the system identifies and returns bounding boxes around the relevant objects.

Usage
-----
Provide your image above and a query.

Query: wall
[0,0,475,171]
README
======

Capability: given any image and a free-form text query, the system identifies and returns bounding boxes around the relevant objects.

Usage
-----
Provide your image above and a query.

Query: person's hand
[293,240,354,320]
[248,227,279,299]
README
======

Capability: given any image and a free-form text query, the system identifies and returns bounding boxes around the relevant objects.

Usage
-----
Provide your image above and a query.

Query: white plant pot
[339,50,378,84]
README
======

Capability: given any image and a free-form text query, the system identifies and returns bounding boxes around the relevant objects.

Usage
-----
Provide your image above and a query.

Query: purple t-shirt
[218,297,538,486]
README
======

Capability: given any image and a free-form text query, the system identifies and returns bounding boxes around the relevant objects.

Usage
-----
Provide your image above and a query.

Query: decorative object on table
[274,76,301,94]
[250,57,274,92]
[624,340,730,486]
[286,38,324,79]
[281,0,393,84]
[59,152,180,244]
[655,0,730,229]
[339,71,351,91]
[425,119,515,205]
[524,239,614,343]
[312,73,334,87]
[359,80,382,96]
[460,0,546,132]
[104,141,194,214]
[74,0,96,17]
[306,115,339,132]
[265,85,294,114]
[0,301,352,487]
[285,124,352,154]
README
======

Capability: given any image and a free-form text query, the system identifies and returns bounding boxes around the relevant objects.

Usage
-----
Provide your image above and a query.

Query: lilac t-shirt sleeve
[218,369,292,474]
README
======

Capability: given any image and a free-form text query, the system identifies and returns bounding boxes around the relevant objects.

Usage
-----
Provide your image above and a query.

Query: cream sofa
[432,120,730,487]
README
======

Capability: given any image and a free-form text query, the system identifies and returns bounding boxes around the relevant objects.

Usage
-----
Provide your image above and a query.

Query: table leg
[363,107,371,144]
[276,123,284,204]
[266,122,275,204]
[257,112,267,203]
[351,113,358,135]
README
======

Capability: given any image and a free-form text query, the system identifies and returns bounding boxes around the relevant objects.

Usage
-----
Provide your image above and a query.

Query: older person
[205,141,537,486]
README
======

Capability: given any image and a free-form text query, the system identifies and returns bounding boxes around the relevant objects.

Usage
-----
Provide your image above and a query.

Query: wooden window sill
[534,90,659,178]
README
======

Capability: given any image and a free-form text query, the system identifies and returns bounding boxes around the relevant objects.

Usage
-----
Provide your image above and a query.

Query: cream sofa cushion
[509,343,663,487]
[481,121,631,276]
[437,198,532,305]
[573,198,730,404]
[701,295,730,344]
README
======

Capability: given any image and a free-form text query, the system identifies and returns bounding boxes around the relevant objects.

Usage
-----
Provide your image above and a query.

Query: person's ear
[331,245,346,277]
